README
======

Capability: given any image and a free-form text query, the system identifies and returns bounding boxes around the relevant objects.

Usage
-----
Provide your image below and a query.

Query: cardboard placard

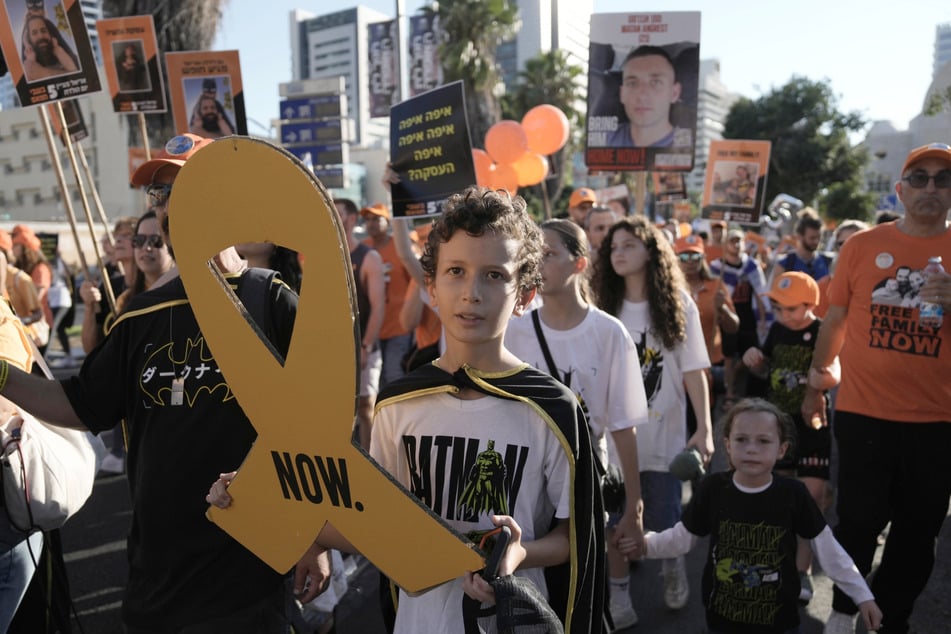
[166,50,246,139]
[172,137,482,592]
[0,0,101,107]
[48,97,86,143]
[389,81,476,217]
[96,15,167,114]
[701,139,772,224]
[585,11,700,173]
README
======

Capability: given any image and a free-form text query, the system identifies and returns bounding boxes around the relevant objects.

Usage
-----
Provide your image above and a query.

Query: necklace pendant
[170,377,184,406]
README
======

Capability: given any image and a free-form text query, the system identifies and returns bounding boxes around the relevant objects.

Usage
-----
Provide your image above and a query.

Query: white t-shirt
[371,390,570,633]
[504,305,648,443]
[612,290,710,471]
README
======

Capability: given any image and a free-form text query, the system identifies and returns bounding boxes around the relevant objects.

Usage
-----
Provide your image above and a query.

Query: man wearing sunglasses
[804,143,951,634]
[0,134,325,633]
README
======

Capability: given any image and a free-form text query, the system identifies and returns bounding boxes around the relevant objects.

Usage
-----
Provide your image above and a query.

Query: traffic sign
[279,95,346,121]
[280,120,346,145]
[284,143,348,167]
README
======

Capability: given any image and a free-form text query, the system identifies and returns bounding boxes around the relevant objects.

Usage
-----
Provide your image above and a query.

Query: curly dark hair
[591,216,687,350]
[420,187,543,295]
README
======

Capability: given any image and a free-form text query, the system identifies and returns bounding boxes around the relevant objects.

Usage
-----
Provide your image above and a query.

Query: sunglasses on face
[678,252,703,262]
[902,170,951,189]
[146,183,172,207]
[132,234,164,249]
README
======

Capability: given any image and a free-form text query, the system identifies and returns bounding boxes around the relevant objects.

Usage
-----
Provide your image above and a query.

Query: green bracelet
[0,358,9,393]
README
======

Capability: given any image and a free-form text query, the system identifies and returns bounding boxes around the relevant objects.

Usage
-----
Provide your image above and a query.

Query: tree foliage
[924,86,951,116]
[818,181,877,224]
[431,0,519,147]
[500,49,584,214]
[723,76,869,212]
[102,0,229,146]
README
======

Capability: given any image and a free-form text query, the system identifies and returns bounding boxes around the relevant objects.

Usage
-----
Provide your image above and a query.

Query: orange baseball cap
[360,203,390,219]
[674,234,705,254]
[768,272,819,307]
[901,142,951,174]
[569,188,597,208]
[131,134,216,186]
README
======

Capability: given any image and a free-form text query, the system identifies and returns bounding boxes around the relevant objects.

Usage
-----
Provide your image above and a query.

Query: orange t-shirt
[363,237,411,340]
[691,277,735,365]
[829,223,951,422]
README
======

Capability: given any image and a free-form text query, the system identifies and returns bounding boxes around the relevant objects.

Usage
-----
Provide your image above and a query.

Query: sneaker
[609,598,638,630]
[663,556,689,610]
[798,571,814,603]
[99,453,125,475]
[823,610,857,634]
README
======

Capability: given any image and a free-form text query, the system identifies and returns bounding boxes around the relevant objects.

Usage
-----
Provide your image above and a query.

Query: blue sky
[213,1,951,138]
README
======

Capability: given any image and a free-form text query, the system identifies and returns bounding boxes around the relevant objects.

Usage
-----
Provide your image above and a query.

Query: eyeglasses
[146,183,172,207]
[131,234,164,249]
[902,170,951,189]
[678,252,703,262]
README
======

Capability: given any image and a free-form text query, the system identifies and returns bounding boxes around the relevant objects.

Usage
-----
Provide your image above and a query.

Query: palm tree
[102,0,229,146]
[430,0,519,147]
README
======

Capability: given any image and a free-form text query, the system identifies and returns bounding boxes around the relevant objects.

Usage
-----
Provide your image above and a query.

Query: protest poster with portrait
[585,11,700,173]
[96,15,167,114]
[389,80,475,217]
[0,0,101,107]
[702,139,772,224]
[48,96,86,143]
[595,183,632,217]
[368,19,400,118]
[166,50,246,139]
[409,13,442,97]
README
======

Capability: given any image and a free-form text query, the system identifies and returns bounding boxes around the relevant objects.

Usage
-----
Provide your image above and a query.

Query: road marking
[64,539,126,563]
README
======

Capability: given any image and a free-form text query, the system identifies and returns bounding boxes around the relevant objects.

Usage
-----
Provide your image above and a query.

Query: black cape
[376,363,607,633]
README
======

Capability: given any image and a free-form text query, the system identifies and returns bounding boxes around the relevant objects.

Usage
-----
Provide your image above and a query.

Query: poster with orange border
[96,15,167,114]
[702,139,771,224]
[0,0,101,107]
[165,50,246,139]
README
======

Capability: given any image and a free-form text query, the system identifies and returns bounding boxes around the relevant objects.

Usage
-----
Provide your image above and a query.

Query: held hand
[461,515,526,605]
[919,270,951,312]
[801,388,828,428]
[807,359,840,391]
[612,511,645,559]
[858,600,883,632]
[293,541,333,604]
[742,347,764,369]
[686,427,715,464]
[80,280,101,305]
[381,162,400,193]
[205,470,237,508]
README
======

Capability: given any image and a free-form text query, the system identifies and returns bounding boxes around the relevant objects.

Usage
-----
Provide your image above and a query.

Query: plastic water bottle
[919,256,945,329]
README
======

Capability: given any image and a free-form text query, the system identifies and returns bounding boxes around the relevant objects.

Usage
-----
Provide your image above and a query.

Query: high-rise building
[686,59,739,194]
[934,22,951,78]
[289,6,391,148]
[497,0,593,91]
[0,0,103,110]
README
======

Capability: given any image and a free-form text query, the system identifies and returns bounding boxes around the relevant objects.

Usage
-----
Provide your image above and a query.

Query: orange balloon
[488,163,518,195]
[513,152,549,187]
[485,120,528,166]
[521,105,569,156]
[472,149,493,187]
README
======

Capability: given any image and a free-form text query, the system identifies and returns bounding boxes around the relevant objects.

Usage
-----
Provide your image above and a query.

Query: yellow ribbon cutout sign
[171,137,482,592]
